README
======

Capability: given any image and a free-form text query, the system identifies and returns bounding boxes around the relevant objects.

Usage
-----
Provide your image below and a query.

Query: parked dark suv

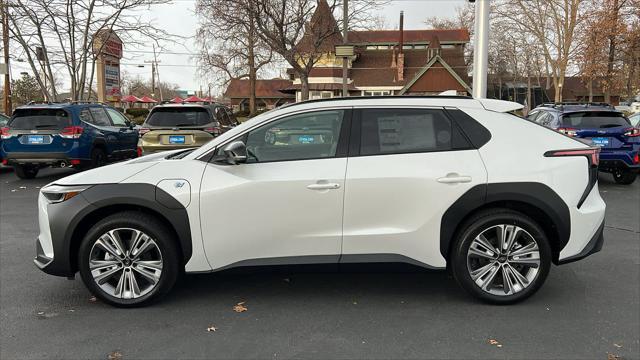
[528,103,640,184]
[1,102,139,179]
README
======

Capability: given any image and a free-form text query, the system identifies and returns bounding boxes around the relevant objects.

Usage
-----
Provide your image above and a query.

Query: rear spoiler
[477,99,524,113]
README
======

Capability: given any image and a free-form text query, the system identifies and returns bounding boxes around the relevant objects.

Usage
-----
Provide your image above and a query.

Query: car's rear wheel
[14,165,39,179]
[89,148,107,168]
[78,212,179,307]
[451,209,551,304]
[612,169,636,185]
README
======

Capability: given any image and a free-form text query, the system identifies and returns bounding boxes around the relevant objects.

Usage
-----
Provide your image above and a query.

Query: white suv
[34,96,606,306]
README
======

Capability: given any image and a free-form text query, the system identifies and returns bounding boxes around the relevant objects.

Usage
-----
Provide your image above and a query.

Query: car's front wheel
[78,211,179,307]
[451,209,552,304]
[612,169,636,185]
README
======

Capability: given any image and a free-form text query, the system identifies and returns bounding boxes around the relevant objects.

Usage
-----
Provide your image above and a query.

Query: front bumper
[557,220,605,265]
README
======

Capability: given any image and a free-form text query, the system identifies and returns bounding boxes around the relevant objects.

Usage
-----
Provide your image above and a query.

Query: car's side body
[1,103,138,170]
[35,97,605,286]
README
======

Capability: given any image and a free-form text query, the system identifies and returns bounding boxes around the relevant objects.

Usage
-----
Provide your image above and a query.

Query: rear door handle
[437,174,472,184]
[307,183,341,190]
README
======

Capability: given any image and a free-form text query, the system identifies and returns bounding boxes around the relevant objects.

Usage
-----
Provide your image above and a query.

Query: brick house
[223,79,295,112]
[282,0,471,100]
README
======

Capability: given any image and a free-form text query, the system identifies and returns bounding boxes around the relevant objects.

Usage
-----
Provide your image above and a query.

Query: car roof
[534,103,620,114]
[14,102,108,110]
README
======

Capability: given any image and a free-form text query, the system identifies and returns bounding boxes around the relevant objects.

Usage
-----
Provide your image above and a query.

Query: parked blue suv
[1,102,139,179]
[528,103,640,185]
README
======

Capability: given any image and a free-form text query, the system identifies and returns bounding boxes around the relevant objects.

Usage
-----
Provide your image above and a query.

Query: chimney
[397,11,405,81]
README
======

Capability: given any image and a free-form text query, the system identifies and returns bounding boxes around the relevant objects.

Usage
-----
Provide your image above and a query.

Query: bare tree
[196,0,273,115]
[249,0,387,101]
[7,0,177,101]
[495,0,586,102]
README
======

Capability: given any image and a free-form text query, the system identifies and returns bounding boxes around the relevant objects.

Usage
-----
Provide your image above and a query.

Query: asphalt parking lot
[1,168,639,360]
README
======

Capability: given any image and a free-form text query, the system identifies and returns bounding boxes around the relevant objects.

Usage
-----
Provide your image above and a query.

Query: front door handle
[437,173,472,184]
[307,182,341,190]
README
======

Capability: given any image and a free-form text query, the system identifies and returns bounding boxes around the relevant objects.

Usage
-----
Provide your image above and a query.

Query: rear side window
[8,109,72,130]
[88,107,112,126]
[359,109,466,156]
[146,107,212,127]
[562,112,630,129]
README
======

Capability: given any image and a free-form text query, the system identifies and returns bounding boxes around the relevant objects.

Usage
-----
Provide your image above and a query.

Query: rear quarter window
[8,109,72,129]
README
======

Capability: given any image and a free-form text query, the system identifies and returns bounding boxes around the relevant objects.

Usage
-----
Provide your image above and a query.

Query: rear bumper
[4,152,87,166]
[599,151,640,172]
[557,220,605,265]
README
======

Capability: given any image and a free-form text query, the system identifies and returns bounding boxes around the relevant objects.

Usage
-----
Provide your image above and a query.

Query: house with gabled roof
[281,0,472,100]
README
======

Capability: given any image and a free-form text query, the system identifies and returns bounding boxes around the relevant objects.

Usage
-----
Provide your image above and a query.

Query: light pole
[472,0,490,99]
[342,0,348,97]
[1,0,12,114]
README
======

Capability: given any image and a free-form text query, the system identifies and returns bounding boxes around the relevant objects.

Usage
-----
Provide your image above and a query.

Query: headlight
[41,184,92,204]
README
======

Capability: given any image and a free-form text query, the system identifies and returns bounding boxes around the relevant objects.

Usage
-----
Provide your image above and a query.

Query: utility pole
[1,0,12,114]
[341,0,348,97]
[472,0,490,99]
[153,44,163,102]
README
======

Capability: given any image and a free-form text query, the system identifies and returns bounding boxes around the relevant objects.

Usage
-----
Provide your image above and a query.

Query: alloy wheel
[466,224,541,296]
[89,228,163,299]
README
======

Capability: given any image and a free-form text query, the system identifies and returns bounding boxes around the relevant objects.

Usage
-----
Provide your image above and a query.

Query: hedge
[125,108,150,118]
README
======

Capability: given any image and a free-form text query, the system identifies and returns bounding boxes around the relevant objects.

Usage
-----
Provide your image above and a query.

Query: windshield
[8,109,72,130]
[146,107,212,127]
[562,112,630,129]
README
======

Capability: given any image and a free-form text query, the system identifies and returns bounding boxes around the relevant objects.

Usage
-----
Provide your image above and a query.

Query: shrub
[125,108,150,118]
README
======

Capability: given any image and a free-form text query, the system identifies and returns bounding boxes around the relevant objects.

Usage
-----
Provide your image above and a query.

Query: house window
[310,91,333,100]
[441,44,455,49]
[366,45,377,50]
[364,91,392,96]
[402,45,413,50]
[414,44,427,49]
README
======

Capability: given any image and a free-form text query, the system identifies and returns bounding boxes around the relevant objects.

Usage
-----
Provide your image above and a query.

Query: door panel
[341,107,488,268]
[200,158,347,269]
[342,151,487,268]
[199,109,350,269]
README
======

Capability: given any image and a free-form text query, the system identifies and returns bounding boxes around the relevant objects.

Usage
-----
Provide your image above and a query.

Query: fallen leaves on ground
[613,343,622,348]
[233,302,248,313]
[89,296,97,303]
[107,351,123,360]
[607,354,619,360]
[206,326,218,332]
[488,339,503,348]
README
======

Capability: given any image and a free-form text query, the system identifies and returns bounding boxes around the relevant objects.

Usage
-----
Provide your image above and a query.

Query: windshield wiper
[599,124,624,128]
[34,124,58,128]
[172,123,197,127]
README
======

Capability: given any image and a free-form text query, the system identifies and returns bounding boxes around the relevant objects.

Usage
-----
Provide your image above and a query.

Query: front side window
[106,108,129,126]
[242,110,344,163]
[88,107,112,126]
[359,109,458,155]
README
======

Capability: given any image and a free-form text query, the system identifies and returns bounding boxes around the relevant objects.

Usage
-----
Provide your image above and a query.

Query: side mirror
[222,140,247,165]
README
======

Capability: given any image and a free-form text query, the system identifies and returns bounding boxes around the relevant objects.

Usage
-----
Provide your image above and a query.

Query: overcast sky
[10,0,468,95]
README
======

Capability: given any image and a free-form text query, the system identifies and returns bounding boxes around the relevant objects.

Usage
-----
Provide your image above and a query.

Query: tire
[612,169,636,185]
[78,211,180,307]
[89,148,107,168]
[450,208,552,305]
[14,165,39,179]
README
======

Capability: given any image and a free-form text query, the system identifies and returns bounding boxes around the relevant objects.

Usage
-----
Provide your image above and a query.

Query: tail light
[138,128,150,136]
[137,147,142,157]
[545,147,600,208]
[1,127,12,139]
[1,159,7,165]
[633,153,640,165]
[59,126,83,139]
[623,127,640,137]
[204,123,221,136]
[557,127,578,137]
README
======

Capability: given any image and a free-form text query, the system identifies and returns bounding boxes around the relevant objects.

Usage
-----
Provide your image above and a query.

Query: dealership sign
[93,30,123,102]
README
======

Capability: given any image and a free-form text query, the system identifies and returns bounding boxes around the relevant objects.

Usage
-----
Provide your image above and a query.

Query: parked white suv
[34,96,606,306]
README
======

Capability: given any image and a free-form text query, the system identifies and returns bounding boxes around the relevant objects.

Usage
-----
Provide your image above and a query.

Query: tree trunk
[248,17,257,116]
[604,0,619,104]
[588,78,593,102]
[526,75,531,115]
[299,73,310,101]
